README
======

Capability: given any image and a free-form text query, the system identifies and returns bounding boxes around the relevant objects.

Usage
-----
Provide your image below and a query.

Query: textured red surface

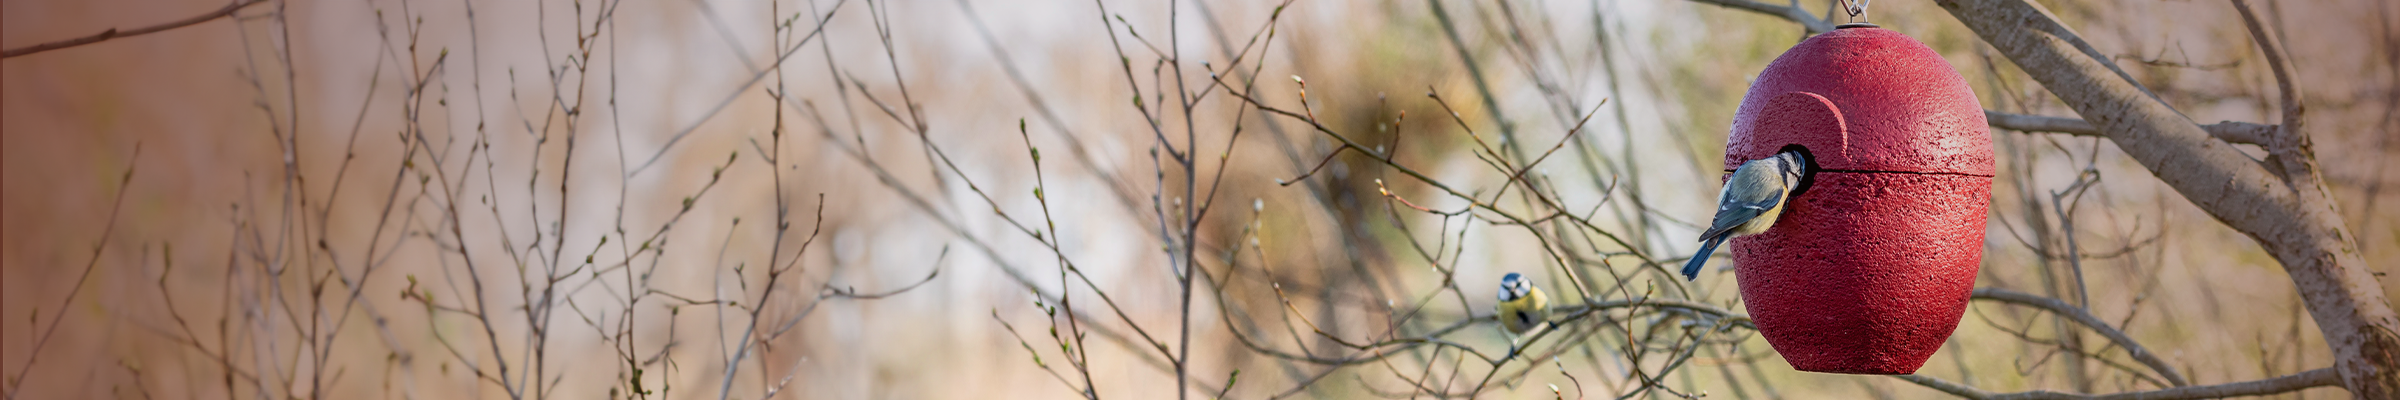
[1723,26,1993,375]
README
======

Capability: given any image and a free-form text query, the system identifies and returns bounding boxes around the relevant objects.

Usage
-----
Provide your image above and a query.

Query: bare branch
[2230,0,2306,162]
[1983,110,2273,145]
[624,0,846,178]
[1898,368,2338,400]
[1686,0,1834,34]
[2,0,268,58]
[2,143,138,400]
[1972,287,2187,387]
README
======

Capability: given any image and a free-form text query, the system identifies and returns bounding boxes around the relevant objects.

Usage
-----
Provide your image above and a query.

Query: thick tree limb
[1933,1,2400,397]
[1973,288,2188,387]
[2,0,268,59]
[1983,110,2274,145]
[1898,368,2340,400]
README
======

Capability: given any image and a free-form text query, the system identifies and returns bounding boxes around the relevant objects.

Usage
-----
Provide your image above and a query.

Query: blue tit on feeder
[1682,149,1810,281]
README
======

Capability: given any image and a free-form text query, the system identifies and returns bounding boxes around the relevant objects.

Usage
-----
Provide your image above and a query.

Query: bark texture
[1933,0,2399,398]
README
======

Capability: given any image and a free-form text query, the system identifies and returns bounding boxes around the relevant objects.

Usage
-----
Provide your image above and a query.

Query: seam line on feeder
[1724,168,1995,178]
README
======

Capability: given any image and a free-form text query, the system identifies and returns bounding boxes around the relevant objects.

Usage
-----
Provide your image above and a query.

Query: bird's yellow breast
[1733,201,1786,236]
[1498,286,1551,335]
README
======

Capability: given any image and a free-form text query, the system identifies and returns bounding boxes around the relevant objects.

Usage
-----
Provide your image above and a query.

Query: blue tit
[1496,272,1551,335]
[1682,150,1810,281]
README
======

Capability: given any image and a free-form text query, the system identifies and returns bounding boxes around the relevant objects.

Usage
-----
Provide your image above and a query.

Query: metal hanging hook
[1838,0,1872,26]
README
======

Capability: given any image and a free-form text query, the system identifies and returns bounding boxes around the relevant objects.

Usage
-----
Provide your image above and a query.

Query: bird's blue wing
[1698,193,1781,240]
[1698,163,1788,241]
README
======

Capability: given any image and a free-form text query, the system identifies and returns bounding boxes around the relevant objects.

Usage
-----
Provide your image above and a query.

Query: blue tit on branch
[1496,272,1551,335]
[1682,150,1810,281]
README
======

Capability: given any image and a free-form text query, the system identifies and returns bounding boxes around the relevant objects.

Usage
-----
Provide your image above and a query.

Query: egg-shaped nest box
[1723,24,1994,375]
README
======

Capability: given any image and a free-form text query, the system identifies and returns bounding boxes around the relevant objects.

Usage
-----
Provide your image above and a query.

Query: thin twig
[1685,0,1834,35]
[1973,287,2188,386]
[2,0,269,58]
[3,143,139,400]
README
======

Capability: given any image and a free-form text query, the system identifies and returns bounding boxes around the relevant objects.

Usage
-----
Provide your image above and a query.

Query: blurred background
[3,0,2395,398]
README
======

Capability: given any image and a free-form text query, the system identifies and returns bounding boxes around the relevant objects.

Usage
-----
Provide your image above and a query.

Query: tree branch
[1897,368,2339,400]
[1983,110,2274,145]
[1972,287,2188,387]
[1935,0,2400,396]
[1687,0,1835,34]
[2230,0,2309,167]
[2,0,269,59]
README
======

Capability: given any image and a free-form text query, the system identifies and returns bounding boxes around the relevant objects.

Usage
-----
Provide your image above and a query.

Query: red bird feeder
[1722,25,1993,375]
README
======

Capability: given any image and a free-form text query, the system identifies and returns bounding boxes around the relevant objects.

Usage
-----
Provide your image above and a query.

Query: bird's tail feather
[1682,237,1726,281]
